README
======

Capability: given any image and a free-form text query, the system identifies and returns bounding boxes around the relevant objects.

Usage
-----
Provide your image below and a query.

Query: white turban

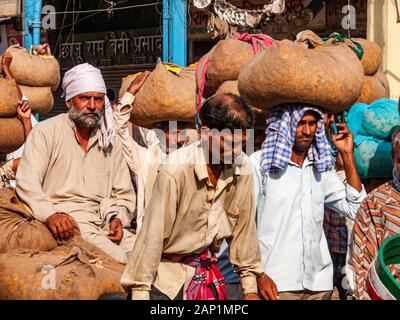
[62,63,115,151]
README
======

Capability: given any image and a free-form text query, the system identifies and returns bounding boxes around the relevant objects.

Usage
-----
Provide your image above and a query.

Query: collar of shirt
[287,156,314,170]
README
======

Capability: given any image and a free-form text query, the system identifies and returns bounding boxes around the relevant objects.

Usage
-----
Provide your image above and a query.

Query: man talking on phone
[250,104,366,300]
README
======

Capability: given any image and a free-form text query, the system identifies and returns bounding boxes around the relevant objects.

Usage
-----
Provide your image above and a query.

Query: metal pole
[162,0,170,62]
[32,0,43,45]
[23,0,42,122]
[23,0,34,48]
[170,0,187,66]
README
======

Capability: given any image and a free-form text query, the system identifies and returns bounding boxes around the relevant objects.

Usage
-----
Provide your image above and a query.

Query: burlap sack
[197,35,276,101]
[353,38,382,75]
[20,85,54,115]
[200,39,256,98]
[0,78,18,117]
[356,71,390,105]
[130,64,197,128]
[215,80,269,127]
[0,118,24,153]
[118,73,140,99]
[238,40,364,113]
[324,37,382,76]
[0,237,125,300]
[296,30,325,49]
[215,80,240,96]
[0,188,58,253]
[0,45,60,91]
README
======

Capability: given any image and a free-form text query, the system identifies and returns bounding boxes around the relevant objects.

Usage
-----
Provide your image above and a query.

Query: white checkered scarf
[260,104,334,177]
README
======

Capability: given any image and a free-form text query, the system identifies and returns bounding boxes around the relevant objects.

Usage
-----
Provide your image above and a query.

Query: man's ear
[65,99,72,110]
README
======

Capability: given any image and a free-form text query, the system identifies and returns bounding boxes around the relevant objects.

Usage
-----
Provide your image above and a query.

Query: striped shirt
[350,181,400,299]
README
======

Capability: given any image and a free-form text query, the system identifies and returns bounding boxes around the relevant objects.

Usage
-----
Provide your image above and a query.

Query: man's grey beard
[68,101,103,128]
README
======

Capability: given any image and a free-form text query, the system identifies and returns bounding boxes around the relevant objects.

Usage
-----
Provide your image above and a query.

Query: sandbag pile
[0,188,125,300]
[0,44,60,115]
[0,240,126,300]
[119,63,197,128]
[196,34,276,127]
[0,78,24,153]
[197,36,271,98]
[346,99,399,179]
[322,34,390,104]
[238,38,365,113]
[0,45,59,153]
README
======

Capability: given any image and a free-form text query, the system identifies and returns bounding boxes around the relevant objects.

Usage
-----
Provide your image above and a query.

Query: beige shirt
[121,141,264,300]
[114,93,166,231]
[114,92,199,231]
[16,113,136,228]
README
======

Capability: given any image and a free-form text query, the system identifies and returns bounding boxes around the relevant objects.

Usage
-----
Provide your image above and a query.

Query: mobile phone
[330,121,338,136]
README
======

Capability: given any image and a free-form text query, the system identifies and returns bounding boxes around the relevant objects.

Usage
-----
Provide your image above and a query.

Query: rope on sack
[322,32,364,60]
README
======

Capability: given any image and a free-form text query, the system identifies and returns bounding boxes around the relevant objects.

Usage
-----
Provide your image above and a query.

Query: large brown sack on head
[238,40,364,113]
[0,237,125,300]
[130,64,197,128]
[0,188,58,253]
[356,71,390,105]
[0,45,60,91]
[19,85,54,115]
[201,39,256,98]
[0,78,19,117]
[0,118,24,153]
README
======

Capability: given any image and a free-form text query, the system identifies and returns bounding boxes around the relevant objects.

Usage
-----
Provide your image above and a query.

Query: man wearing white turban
[15,63,137,264]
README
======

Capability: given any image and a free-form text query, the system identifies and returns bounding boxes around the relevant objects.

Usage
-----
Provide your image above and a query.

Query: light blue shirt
[250,150,367,292]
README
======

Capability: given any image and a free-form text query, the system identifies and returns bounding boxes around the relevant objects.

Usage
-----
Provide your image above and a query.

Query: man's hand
[330,113,354,155]
[1,52,12,68]
[257,274,279,300]
[17,100,32,121]
[108,217,123,244]
[243,293,261,300]
[46,212,77,241]
[127,71,151,96]
[330,113,362,192]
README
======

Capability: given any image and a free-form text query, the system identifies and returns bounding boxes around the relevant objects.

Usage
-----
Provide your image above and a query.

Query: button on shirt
[250,150,367,292]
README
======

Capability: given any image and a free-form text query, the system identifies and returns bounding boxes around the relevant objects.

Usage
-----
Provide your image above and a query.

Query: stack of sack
[196,33,276,128]
[0,44,60,154]
[0,188,125,300]
[322,33,390,104]
[119,63,197,128]
[238,30,365,114]
[0,78,24,153]
[346,99,399,179]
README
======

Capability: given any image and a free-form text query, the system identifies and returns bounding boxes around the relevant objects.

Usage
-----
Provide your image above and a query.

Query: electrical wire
[52,11,102,30]
[54,0,70,52]
[45,2,162,15]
